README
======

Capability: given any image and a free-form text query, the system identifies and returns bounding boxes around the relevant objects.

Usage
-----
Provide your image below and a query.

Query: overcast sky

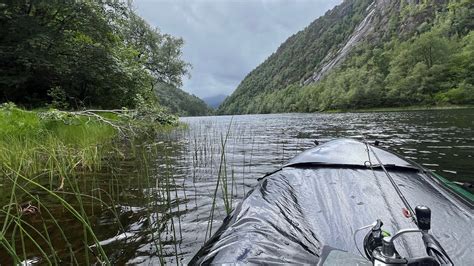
[134,0,342,99]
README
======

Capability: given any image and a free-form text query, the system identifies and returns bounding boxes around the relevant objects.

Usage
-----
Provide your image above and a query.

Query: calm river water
[110,108,473,264]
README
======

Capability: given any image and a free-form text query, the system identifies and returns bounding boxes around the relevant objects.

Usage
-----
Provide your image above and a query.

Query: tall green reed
[205,119,234,241]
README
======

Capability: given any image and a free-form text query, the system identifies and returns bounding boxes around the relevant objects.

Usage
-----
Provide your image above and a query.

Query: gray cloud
[134,0,342,98]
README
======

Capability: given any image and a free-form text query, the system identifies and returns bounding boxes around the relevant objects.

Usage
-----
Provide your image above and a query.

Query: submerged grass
[0,105,122,263]
[1,166,111,264]
[1,106,275,264]
[0,104,179,264]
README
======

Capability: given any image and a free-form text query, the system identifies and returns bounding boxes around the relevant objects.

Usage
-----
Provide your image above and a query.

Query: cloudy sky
[134,0,342,99]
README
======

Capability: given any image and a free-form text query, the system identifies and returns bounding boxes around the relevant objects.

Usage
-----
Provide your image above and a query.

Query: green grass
[0,105,123,263]
[0,105,117,178]
[0,104,179,264]
[0,106,251,263]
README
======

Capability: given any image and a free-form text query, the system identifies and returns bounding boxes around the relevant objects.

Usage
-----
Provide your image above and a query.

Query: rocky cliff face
[218,0,455,114]
[218,0,374,114]
[305,0,449,84]
[304,1,378,84]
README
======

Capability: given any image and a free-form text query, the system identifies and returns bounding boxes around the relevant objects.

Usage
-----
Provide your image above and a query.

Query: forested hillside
[218,0,473,114]
[155,83,212,116]
[0,1,195,112]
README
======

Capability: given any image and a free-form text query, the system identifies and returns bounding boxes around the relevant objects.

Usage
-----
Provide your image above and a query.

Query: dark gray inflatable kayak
[190,139,473,265]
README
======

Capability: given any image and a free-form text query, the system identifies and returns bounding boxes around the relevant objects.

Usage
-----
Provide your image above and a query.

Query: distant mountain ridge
[218,0,473,114]
[203,94,227,109]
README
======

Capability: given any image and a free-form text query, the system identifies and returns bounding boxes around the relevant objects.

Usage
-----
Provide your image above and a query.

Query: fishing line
[363,139,418,226]
[353,221,376,260]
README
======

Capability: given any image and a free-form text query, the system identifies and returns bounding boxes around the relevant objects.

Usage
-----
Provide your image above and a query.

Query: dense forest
[0,1,210,115]
[218,0,473,114]
[155,83,212,116]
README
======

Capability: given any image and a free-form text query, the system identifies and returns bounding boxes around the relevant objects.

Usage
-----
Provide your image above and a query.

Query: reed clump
[0,103,178,264]
[1,107,111,178]
[0,103,178,178]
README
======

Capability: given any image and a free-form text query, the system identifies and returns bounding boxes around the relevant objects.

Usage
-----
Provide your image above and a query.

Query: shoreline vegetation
[211,104,474,115]
[0,103,178,177]
[327,104,474,113]
[0,1,196,263]
[0,102,179,264]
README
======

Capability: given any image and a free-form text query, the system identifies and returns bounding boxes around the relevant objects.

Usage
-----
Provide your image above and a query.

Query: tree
[0,0,189,109]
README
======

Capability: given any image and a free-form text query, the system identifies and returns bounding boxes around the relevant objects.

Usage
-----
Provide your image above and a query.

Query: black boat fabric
[190,139,473,265]
[285,138,415,169]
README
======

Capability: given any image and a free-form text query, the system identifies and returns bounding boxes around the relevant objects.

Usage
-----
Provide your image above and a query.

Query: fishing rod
[363,140,417,225]
[359,139,453,265]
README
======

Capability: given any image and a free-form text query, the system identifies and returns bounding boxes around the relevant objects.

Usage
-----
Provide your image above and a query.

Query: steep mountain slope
[155,84,212,116]
[203,94,227,109]
[218,0,473,114]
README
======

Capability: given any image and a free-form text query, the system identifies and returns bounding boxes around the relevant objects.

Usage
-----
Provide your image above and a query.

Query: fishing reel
[362,206,453,265]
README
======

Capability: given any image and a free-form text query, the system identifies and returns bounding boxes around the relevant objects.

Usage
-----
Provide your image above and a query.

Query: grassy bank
[0,103,179,177]
[1,106,113,178]
[0,103,178,264]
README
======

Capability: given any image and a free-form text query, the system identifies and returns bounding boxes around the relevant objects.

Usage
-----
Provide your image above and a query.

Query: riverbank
[0,103,178,178]
[327,104,474,113]
[0,103,180,264]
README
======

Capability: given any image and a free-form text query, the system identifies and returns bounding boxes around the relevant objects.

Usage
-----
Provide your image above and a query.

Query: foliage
[155,82,212,116]
[0,104,114,179]
[0,103,177,179]
[130,94,180,125]
[0,103,179,264]
[0,0,189,109]
[219,0,474,114]
[218,0,373,114]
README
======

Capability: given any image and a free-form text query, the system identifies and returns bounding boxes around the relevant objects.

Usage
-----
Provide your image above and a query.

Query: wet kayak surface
[191,139,473,264]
